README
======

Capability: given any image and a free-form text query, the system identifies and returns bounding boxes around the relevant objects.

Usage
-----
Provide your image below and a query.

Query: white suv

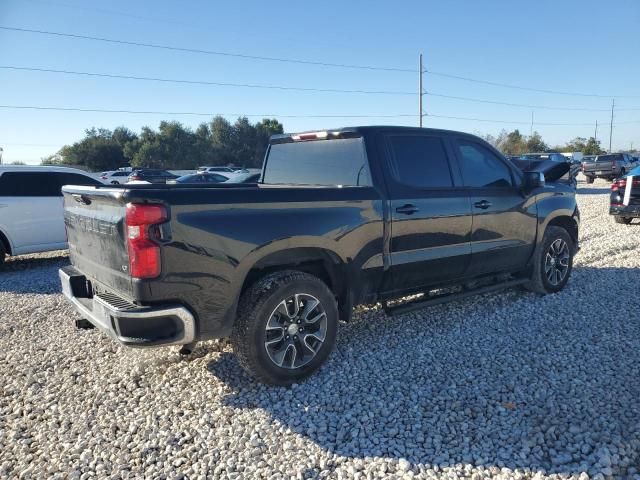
[0,166,102,264]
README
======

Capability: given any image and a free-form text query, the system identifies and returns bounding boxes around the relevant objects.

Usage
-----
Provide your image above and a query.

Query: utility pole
[594,120,598,141]
[530,111,534,137]
[418,53,423,128]
[609,99,615,153]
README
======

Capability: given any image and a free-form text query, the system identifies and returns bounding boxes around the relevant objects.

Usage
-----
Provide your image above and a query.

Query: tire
[586,176,594,184]
[615,216,632,225]
[524,226,574,294]
[231,270,338,385]
[0,241,5,267]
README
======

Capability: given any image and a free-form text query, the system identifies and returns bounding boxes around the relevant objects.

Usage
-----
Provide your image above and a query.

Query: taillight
[125,203,167,279]
[611,179,625,192]
[612,160,617,168]
[130,175,141,181]
[100,176,108,179]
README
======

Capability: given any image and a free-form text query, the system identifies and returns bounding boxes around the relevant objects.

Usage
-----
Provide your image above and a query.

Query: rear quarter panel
[125,185,385,338]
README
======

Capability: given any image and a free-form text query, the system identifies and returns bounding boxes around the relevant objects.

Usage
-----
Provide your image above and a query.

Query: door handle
[473,200,492,210]
[396,204,419,215]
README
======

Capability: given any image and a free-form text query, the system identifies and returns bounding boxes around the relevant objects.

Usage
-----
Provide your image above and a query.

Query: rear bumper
[610,205,640,218]
[59,266,196,347]
[583,168,618,178]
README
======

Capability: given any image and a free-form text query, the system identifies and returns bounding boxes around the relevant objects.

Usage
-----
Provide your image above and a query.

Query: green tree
[48,128,137,171]
[497,129,527,155]
[129,121,200,169]
[9,160,26,165]
[582,137,605,155]
[525,131,548,152]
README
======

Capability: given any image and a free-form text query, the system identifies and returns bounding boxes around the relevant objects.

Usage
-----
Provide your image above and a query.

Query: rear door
[0,171,66,253]
[381,131,472,292]
[451,137,537,276]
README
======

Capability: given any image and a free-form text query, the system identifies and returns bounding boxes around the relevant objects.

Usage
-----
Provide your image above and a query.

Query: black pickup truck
[60,126,579,385]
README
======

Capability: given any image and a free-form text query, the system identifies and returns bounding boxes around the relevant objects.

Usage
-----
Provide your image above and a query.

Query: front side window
[456,141,513,188]
[387,135,453,188]
[263,137,371,186]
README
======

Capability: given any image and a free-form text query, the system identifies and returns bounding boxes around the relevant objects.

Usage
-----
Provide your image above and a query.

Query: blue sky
[1,0,639,164]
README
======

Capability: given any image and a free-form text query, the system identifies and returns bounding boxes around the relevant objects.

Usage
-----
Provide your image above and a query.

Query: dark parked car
[171,173,230,184]
[512,153,577,183]
[128,169,179,184]
[582,153,637,183]
[59,126,579,385]
[610,166,640,224]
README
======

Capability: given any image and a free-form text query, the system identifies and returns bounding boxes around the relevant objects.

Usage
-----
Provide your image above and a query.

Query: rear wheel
[615,216,632,225]
[524,226,574,294]
[0,241,5,267]
[232,270,338,385]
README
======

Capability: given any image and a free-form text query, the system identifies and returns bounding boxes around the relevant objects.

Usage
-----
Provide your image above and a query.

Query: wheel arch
[0,227,12,255]
[546,215,579,248]
[240,247,351,321]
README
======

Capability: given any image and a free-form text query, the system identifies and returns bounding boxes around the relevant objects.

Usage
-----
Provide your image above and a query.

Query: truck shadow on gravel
[576,187,610,195]
[207,266,640,477]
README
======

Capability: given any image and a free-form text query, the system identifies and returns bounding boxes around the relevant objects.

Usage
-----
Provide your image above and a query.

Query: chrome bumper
[59,266,196,347]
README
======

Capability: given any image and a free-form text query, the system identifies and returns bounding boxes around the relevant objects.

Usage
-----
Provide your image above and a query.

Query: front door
[452,138,537,276]
[381,132,472,293]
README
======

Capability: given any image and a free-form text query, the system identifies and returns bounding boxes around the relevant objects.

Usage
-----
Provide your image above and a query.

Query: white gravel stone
[1,178,639,479]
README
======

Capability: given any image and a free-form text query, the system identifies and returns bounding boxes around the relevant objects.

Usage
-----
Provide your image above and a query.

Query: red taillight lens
[125,203,167,279]
[611,179,626,192]
[612,160,617,168]
[101,176,108,179]
[130,175,141,181]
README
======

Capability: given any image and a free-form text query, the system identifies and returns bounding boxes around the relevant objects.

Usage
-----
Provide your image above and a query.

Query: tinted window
[263,138,371,186]
[0,171,99,196]
[57,173,101,189]
[113,171,129,177]
[388,135,453,188]
[456,141,513,188]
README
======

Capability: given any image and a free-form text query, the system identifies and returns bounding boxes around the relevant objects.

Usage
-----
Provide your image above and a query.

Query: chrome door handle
[395,204,419,215]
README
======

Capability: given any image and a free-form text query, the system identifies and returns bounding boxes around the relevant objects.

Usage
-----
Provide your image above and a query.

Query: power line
[424,69,640,99]
[5,25,639,99]
[0,65,415,96]
[425,91,615,112]
[0,103,629,127]
[0,26,415,73]
[0,104,419,118]
[423,112,619,127]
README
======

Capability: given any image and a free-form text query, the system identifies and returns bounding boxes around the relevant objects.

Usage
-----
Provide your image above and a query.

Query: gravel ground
[1,178,639,480]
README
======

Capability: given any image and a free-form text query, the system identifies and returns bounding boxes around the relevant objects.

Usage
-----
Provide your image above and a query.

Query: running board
[384,278,528,316]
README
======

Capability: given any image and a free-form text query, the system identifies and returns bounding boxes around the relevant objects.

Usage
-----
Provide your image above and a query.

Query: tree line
[42,120,615,172]
[481,129,607,156]
[42,116,284,172]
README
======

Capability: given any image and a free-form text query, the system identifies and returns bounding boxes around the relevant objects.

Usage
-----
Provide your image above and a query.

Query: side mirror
[522,171,545,192]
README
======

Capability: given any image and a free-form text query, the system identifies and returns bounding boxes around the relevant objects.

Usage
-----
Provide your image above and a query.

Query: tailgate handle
[72,194,91,205]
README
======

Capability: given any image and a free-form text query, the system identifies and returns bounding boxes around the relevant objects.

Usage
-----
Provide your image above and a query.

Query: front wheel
[615,216,632,225]
[232,270,338,385]
[524,226,574,294]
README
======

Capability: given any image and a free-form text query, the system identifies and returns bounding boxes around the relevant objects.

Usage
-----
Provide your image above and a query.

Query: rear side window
[263,138,372,186]
[456,141,513,188]
[387,135,453,188]
[0,172,100,197]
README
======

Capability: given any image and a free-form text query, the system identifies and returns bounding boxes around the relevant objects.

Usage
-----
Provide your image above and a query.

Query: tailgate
[62,186,133,298]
